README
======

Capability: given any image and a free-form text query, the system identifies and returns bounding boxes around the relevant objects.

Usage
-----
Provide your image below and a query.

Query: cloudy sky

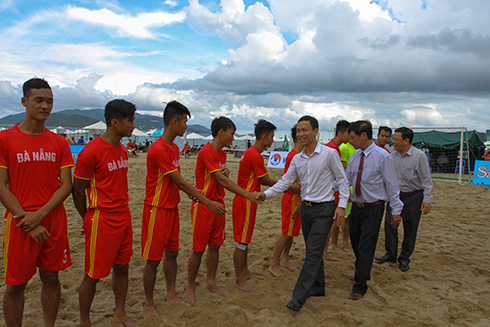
[1,0,489,136]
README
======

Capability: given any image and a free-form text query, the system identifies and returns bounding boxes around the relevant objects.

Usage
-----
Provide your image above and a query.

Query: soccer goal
[403,127,475,184]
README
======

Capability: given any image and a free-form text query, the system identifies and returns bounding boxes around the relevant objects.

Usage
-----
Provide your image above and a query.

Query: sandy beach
[1,152,489,327]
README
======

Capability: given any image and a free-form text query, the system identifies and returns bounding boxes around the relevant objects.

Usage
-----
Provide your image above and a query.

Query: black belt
[400,189,423,197]
[354,200,385,208]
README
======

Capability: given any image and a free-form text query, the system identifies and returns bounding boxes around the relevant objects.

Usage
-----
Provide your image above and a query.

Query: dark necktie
[355,152,365,197]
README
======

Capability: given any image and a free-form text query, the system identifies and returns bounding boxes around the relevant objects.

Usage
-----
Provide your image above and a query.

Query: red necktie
[355,152,364,197]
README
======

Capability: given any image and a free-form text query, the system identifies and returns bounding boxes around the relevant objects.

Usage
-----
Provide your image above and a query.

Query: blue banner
[69,145,85,163]
[473,160,490,185]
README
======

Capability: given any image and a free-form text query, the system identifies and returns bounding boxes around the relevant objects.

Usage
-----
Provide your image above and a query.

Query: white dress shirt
[392,145,433,203]
[346,142,403,215]
[264,142,349,208]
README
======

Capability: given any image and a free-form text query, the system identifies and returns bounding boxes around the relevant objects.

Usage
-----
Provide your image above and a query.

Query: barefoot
[269,265,282,277]
[166,295,191,307]
[323,253,339,261]
[235,280,256,292]
[343,240,350,247]
[144,304,161,319]
[332,247,347,255]
[182,288,196,304]
[114,312,135,327]
[206,283,230,296]
[280,261,298,272]
[244,271,264,280]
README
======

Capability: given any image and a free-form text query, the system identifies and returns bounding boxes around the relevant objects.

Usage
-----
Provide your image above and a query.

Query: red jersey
[283,148,299,196]
[144,138,181,209]
[195,142,226,201]
[326,140,341,157]
[74,136,129,213]
[236,146,268,192]
[375,142,390,153]
[0,124,74,211]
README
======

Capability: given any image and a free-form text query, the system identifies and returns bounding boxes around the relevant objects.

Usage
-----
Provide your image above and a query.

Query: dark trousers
[292,201,336,303]
[349,203,384,295]
[384,192,423,264]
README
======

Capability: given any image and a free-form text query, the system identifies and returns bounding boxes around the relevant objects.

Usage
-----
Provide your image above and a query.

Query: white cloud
[67,6,185,38]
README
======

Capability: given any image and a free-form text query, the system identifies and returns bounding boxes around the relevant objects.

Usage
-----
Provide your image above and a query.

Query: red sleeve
[0,134,7,168]
[59,137,75,169]
[74,147,96,180]
[251,152,268,178]
[155,149,178,175]
[202,149,221,174]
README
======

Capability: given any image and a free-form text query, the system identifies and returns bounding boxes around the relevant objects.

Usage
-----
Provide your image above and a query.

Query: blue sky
[1,0,490,136]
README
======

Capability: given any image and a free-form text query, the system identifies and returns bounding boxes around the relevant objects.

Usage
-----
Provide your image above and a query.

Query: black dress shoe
[308,290,325,298]
[399,262,410,272]
[375,254,396,264]
[286,298,304,311]
[348,292,364,300]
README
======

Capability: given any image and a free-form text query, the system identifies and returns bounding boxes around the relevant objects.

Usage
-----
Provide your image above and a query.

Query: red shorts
[84,208,133,279]
[141,204,179,260]
[3,205,71,286]
[281,192,302,237]
[191,200,226,252]
[232,196,257,244]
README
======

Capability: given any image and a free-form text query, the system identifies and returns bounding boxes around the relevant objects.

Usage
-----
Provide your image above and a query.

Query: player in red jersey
[324,120,351,261]
[233,119,300,292]
[73,99,137,327]
[142,101,226,318]
[182,117,261,304]
[269,124,304,277]
[0,78,74,327]
[375,126,392,153]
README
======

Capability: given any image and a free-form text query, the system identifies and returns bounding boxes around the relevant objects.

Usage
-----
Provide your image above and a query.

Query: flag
[282,135,289,151]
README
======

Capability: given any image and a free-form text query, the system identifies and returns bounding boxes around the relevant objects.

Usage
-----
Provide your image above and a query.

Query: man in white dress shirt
[257,115,349,311]
[346,120,403,300]
[375,127,433,272]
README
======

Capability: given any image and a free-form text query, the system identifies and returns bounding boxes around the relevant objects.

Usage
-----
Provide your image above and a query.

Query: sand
[1,152,490,326]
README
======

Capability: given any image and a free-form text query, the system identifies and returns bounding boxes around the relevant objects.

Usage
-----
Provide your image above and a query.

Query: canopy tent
[235,134,255,141]
[82,121,107,131]
[203,135,213,140]
[132,128,147,137]
[186,132,204,146]
[411,130,485,173]
[146,129,157,136]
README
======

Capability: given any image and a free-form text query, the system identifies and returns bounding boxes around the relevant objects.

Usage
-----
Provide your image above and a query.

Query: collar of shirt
[394,145,413,158]
[299,141,322,159]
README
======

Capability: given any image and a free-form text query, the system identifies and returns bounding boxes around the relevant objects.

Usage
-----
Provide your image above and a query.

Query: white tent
[236,134,255,141]
[146,129,157,136]
[187,132,204,139]
[203,135,213,140]
[132,128,147,137]
[83,121,107,131]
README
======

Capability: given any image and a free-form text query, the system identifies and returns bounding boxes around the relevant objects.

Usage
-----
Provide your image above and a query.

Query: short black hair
[254,119,276,139]
[335,120,350,135]
[348,120,373,140]
[104,99,136,126]
[378,126,392,136]
[291,124,298,143]
[298,115,319,131]
[163,101,191,127]
[394,127,414,144]
[211,116,236,137]
[23,78,51,98]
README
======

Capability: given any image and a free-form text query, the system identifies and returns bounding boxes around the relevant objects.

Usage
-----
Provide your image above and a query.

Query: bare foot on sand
[280,261,298,272]
[166,296,191,307]
[332,247,347,255]
[269,265,282,277]
[244,271,264,280]
[182,288,195,304]
[144,304,160,319]
[323,252,339,261]
[235,280,256,292]
[114,312,135,327]
[207,283,230,296]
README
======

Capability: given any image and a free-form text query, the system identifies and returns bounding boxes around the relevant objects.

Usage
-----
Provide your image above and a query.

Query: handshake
[248,192,267,204]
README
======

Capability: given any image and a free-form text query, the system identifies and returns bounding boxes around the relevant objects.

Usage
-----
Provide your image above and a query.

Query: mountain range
[0,109,211,134]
